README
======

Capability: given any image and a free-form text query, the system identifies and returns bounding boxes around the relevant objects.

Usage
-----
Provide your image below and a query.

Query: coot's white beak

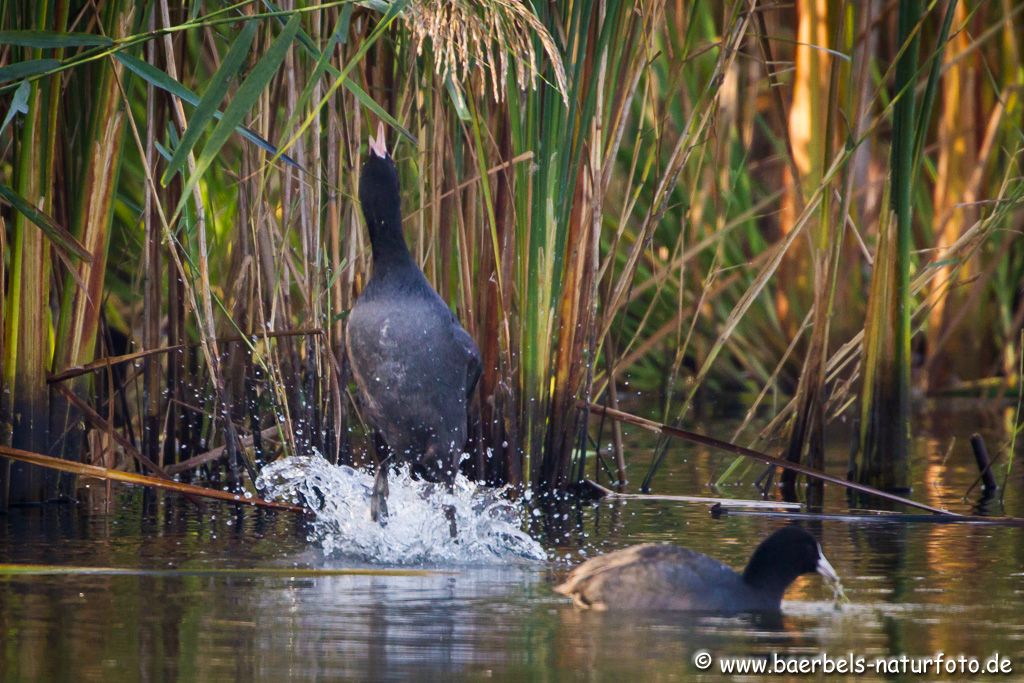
[816,544,839,582]
[368,121,388,158]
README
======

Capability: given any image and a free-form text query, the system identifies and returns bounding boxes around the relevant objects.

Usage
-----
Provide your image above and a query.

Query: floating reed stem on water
[580,401,955,516]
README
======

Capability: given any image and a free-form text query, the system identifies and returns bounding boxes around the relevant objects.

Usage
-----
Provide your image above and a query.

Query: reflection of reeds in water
[1,1,1023,505]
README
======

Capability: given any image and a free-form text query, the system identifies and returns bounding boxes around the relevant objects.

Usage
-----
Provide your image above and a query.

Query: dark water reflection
[2,407,1023,681]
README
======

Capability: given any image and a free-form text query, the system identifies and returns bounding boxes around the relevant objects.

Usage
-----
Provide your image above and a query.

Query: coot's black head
[359,122,406,260]
[741,526,837,598]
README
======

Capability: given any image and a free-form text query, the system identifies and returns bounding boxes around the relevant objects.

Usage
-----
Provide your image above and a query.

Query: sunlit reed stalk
[52,1,134,496]
[0,0,1022,507]
[781,0,847,501]
[1,0,65,505]
[858,0,931,491]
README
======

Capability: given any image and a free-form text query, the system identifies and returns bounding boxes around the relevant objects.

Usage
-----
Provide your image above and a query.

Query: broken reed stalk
[712,507,1024,528]
[47,327,325,384]
[52,383,170,479]
[166,426,280,475]
[581,478,802,510]
[0,444,304,513]
[578,401,957,516]
[969,433,998,494]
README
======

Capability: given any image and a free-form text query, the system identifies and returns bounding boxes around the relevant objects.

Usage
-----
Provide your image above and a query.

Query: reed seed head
[404,0,568,104]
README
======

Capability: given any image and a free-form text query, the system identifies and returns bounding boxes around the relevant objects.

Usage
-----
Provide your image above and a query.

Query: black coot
[554,526,839,611]
[347,122,481,528]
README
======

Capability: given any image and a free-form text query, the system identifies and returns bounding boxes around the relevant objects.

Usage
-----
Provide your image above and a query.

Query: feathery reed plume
[405,0,568,102]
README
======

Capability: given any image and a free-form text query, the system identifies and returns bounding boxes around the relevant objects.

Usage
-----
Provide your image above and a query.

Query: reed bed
[0,0,1021,506]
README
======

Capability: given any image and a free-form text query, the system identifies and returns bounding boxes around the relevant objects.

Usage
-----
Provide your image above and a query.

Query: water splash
[256,455,547,564]
[826,576,851,609]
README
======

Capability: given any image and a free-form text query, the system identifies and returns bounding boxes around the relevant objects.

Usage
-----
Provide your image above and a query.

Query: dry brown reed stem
[598,1,752,346]
[924,96,1009,380]
[782,0,848,492]
[404,151,534,221]
[142,4,168,468]
[752,159,1022,448]
[166,426,281,475]
[626,0,1021,489]
[0,444,304,513]
[730,311,814,446]
[47,328,325,383]
[751,2,805,213]
[53,384,170,479]
[592,43,699,407]
[584,479,802,510]
[117,51,245,475]
[2,2,63,503]
[704,40,1018,452]
[713,507,1024,528]
[579,401,957,516]
[625,189,786,305]
[924,0,991,388]
[156,0,217,368]
[608,247,778,380]
[53,6,133,387]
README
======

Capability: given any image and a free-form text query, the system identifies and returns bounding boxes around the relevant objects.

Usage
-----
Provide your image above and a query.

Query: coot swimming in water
[554,526,839,611]
[347,123,481,529]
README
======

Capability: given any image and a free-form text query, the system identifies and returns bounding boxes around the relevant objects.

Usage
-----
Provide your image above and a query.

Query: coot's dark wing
[347,292,481,464]
[554,543,744,611]
[453,323,481,399]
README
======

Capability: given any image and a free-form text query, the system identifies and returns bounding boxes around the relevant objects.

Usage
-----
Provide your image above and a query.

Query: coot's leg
[443,454,457,539]
[371,465,390,524]
[370,432,392,525]
[444,488,457,538]
[423,444,456,540]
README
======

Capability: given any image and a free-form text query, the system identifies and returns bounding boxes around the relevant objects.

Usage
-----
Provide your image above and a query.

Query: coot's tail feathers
[553,544,676,607]
[553,577,599,610]
[552,578,595,609]
[553,551,618,597]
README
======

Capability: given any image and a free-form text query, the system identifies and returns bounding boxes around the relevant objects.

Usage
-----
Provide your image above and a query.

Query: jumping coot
[554,526,839,612]
[347,122,481,527]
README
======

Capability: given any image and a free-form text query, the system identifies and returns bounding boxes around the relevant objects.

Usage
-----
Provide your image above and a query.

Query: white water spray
[257,455,547,564]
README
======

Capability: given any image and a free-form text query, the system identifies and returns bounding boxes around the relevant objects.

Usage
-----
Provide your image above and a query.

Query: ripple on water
[256,455,547,564]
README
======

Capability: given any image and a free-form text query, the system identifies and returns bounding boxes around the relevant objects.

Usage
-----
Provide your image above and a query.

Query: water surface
[2,407,1022,681]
